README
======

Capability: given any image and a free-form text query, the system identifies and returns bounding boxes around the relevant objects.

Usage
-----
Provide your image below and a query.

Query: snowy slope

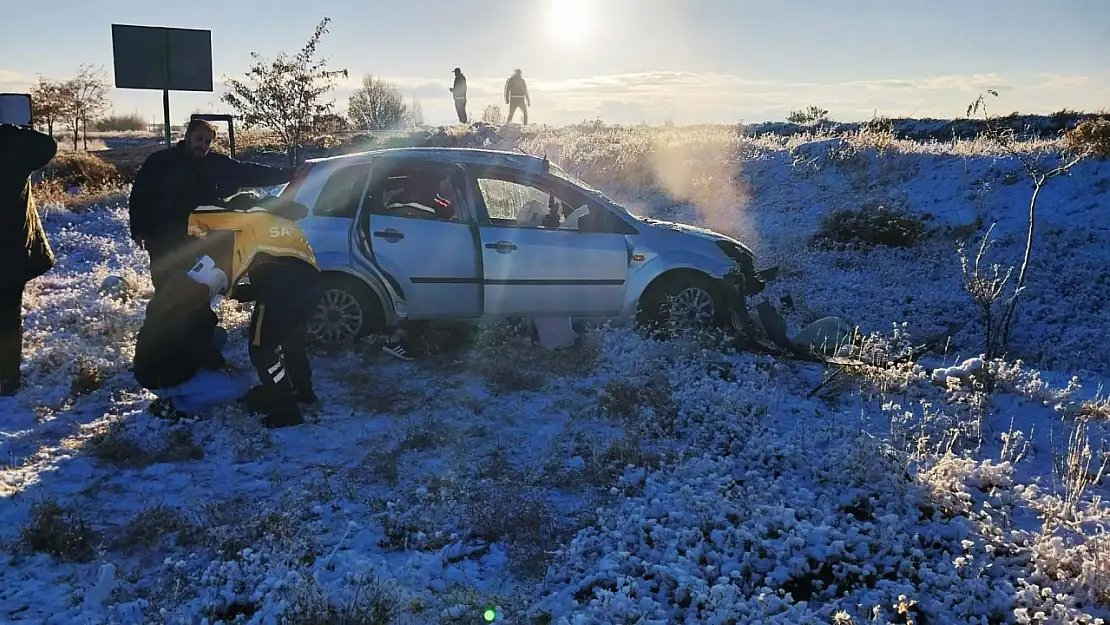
[1,134,1108,624]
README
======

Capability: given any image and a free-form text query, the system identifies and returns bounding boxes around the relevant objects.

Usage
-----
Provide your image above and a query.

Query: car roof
[306,146,551,173]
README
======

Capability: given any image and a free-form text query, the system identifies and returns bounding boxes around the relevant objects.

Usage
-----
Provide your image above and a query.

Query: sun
[548,0,590,44]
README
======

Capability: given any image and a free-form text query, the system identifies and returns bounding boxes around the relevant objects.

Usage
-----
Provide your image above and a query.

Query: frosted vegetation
[2,119,1109,624]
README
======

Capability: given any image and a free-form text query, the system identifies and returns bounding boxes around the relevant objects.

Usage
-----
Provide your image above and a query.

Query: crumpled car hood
[639,217,753,254]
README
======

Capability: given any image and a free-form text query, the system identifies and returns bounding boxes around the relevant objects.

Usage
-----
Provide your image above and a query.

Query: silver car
[277,147,771,344]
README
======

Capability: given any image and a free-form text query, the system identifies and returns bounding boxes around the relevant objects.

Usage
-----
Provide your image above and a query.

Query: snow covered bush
[811,203,931,251]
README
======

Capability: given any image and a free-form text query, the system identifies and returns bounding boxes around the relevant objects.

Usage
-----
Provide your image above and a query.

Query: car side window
[364,161,466,223]
[475,175,591,231]
[313,163,371,218]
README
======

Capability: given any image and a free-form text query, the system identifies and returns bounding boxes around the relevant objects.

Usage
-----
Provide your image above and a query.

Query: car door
[469,167,632,317]
[359,158,482,319]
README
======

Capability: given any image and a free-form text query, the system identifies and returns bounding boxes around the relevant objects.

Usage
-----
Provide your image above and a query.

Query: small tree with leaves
[221,17,342,164]
[348,75,410,131]
[30,77,71,136]
[787,105,828,125]
[958,90,1093,361]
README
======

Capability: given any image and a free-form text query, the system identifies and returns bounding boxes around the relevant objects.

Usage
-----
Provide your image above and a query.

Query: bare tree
[348,75,409,131]
[221,17,343,164]
[483,104,503,124]
[959,91,1093,360]
[30,77,70,136]
[61,65,110,150]
[404,97,424,129]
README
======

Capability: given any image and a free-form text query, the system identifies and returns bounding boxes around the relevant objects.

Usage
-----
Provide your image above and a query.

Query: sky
[1,0,1107,127]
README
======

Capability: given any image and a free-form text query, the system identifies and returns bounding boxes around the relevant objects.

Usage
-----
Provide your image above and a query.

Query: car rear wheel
[306,275,384,344]
[637,272,727,336]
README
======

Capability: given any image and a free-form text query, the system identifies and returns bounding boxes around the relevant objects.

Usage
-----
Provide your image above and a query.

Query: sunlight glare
[548,0,590,45]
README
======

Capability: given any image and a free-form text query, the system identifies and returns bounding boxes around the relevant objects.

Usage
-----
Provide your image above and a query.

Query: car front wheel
[637,272,726,335]
[306,275,383,344]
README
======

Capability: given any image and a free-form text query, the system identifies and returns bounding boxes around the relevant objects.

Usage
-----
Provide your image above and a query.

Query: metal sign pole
[162,31,172,147]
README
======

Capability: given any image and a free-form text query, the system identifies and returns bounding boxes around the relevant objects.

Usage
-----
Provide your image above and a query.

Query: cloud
[1034,73,1090,89]
[0,69,35,92]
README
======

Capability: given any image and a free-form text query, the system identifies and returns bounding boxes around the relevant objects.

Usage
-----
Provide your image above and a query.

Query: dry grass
[19,499,101,562]
[85,421,205,468]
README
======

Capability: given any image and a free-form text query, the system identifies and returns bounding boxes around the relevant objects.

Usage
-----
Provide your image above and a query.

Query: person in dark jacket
[504,69,531,125]
[132,254,253,419]
[128,119,296,292]
[0,123,57,396]
[449,68,468,124]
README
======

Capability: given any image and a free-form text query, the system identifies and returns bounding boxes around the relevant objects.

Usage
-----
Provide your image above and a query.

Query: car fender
[316,262,400,325]
[623,252,733,314]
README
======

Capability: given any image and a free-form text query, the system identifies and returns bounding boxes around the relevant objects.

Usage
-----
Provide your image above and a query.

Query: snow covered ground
[1,127,1109,624]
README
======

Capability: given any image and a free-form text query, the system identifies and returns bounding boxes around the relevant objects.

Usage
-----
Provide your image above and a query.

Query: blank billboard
[0,93,33,126]
[112,24,213,92]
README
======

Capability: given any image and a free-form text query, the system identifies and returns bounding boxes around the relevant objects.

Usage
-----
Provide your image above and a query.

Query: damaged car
[275,147,773,344]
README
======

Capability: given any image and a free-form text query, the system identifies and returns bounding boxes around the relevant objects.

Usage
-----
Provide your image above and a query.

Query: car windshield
[548,163,636,219]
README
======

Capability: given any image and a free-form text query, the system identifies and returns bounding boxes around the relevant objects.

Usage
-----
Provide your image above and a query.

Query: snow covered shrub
[280,570,401,625]
[114,505,197,552]
[1065,118,1110,157]
[19,499,100,562]
[69,355,103,396]
[1078,396,1110,421]
[42,152,122,190]
[811,202,930,250]
[85,421,204,468]
[597,375,678,436]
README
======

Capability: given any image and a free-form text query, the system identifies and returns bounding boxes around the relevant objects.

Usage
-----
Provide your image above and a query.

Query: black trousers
[246,278,322,406]
[0,282,26,384]
[507,100,528,124]
[455,98,468,123]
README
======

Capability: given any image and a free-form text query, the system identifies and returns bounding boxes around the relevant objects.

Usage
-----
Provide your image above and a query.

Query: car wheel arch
[635,268,728,329]
[310,271,388,342]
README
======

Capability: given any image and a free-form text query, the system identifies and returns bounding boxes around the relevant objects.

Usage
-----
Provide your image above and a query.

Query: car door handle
[373,229,404,242]
[485,241,517,252]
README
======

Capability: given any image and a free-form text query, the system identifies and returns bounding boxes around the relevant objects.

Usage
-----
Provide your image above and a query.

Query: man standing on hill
[450,68,468,124]
[127,119,297,291]
[504,69,531,125]
[0,123,58,396]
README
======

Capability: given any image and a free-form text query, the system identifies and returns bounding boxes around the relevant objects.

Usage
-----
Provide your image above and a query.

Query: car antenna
[515,145,530,155]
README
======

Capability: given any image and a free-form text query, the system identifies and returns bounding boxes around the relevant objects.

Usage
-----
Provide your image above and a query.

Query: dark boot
[150,397,189,421]
[0,373,20,397]
[280,331,317,405]
[249,346,304,427]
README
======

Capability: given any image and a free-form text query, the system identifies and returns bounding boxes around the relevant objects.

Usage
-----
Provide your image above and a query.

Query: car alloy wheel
[664,285,718,331]
[307,288,364,344]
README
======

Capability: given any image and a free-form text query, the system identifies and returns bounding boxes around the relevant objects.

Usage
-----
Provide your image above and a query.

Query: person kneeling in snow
[188,193,323,429]
[132,255,253,420]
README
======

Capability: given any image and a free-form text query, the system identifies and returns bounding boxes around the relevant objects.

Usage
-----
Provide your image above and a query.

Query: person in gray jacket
[504,69,531,125]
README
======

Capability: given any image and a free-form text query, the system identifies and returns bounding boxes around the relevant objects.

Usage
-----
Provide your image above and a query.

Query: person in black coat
[132,254,253,420]
[0,123,57,396]
[450,68,468,124]
[128,119,297,291]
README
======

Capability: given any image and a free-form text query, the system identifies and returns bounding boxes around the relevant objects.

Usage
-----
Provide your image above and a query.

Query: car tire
[636,272,727,337]
[306,274,384,345]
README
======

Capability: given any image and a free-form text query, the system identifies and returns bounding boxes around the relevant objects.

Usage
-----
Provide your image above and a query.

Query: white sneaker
[382,340,414,362]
